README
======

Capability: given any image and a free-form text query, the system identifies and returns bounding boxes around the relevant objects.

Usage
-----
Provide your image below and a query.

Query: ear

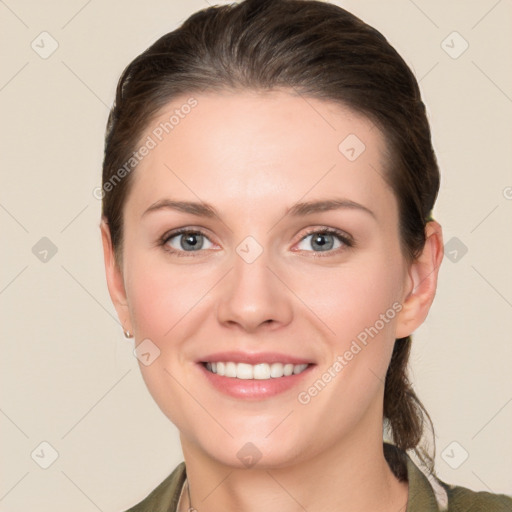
[100,219,132,334]
[395,221,444,339]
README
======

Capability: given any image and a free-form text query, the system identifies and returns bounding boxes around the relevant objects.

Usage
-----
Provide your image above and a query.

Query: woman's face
[105,90,420,468]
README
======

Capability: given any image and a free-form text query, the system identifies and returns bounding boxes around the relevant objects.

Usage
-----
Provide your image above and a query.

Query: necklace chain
[179,478,197,512]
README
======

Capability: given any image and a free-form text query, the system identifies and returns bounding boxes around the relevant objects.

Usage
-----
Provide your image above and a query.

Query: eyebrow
[287,199,376,219]
[142,199,217,218]
[141,198,376,220]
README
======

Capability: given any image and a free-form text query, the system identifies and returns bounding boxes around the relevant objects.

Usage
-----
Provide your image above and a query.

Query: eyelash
[158,228,214,258]
[294,227,354,256]
[158,226,355,258]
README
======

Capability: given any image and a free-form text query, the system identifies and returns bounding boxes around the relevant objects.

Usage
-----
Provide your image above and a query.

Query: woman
[100,0,512,510]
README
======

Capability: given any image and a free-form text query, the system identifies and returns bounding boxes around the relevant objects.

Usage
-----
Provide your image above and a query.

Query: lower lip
[197,363,314,400]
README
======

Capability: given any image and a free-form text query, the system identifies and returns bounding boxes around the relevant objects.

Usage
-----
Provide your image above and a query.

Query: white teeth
[253,363,270,380]
[205,361,309,379]
[283,363,294,376]
[237,363,253,380]
[270,363,284,378]
[225,361,237,378]
[293,364,308,374]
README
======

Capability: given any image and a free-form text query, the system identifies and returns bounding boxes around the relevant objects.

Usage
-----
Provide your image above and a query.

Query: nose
[216,249,293,333]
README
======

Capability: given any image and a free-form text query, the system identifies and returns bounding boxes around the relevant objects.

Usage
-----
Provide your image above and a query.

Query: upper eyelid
[300,226,351,238]
[297,227,354,246]
[162,227,215,241]
[161,226,349,239]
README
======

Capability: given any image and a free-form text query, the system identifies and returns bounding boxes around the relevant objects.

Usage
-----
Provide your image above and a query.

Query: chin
[205,444,300,470]
[189,428,312,470]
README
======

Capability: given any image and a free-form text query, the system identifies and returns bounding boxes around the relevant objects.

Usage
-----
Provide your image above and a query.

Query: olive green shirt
[125,446,512,511]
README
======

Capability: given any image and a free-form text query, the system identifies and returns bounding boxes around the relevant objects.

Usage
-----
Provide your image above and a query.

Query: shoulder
[441,481,512,512]
[392,443,512,512]
[124,462,186,512]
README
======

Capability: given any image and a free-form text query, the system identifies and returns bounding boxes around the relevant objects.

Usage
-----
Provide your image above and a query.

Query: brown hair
[102,0,439,475]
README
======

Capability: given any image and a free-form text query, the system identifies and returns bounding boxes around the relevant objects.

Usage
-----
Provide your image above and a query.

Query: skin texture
[101,90,443,512]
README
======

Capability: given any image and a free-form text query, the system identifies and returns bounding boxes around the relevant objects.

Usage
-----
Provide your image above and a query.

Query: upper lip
[198,351,314,365]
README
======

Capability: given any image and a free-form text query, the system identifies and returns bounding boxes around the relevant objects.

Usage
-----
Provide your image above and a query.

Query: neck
[180,427,408,512]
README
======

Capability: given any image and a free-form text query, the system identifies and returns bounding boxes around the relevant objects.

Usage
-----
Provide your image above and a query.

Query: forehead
[126,90,395,223]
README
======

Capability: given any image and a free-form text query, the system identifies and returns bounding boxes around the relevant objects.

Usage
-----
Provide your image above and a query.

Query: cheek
[292,254,403,346]
[126,266,174,338]
[291,258,403,424]
[123,254,213,427]
[125,254,214,340]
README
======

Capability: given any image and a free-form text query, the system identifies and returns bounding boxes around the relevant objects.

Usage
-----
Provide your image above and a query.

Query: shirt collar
[404,450,447,512]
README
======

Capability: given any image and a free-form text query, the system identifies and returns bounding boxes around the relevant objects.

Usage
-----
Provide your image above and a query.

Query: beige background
[1,0,511,510]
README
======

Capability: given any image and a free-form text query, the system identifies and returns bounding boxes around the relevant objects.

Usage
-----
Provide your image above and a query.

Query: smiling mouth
[203,361,310,379]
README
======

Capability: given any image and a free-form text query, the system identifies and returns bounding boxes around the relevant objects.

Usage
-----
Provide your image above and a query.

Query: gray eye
[167,232,213,251]
[297,232,342,252]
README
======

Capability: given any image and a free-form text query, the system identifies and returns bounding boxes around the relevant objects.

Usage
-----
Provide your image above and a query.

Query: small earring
[123,329,134,339]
